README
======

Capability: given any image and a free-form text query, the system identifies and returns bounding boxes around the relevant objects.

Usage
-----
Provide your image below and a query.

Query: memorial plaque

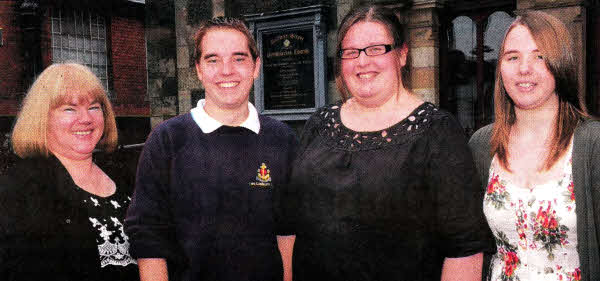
[246,5,328,120]
[262,29,315,110]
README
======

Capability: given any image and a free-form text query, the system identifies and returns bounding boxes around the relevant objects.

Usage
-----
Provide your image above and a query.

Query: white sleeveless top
[483,142,581,281]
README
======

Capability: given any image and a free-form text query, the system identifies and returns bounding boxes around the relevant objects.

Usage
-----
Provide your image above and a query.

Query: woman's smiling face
[340,21,406,106]
[500,24,557,111]
[47,96,105,161]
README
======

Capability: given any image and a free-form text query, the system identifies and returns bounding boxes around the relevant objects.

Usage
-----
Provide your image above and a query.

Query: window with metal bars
[441,9,515,136]
[50,9,109,95]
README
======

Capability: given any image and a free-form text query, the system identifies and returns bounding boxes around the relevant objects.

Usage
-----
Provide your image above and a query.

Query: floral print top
[483,142,581,281]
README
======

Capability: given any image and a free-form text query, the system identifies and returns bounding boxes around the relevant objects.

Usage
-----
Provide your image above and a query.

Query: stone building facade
[148,0,598,134]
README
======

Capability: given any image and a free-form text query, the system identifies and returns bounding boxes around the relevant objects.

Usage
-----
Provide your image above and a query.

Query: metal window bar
[51,9,110,96]
[92,143,145,153]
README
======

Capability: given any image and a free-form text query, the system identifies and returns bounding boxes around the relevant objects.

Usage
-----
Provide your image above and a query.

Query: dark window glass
[441,10,514,136]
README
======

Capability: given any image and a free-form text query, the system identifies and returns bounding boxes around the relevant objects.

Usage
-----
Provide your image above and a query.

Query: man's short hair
[193,17,259,64]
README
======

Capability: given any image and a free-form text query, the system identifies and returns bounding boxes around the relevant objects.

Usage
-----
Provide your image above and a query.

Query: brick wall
[110,14,150,116]
[0,0,25,115]
[40,8,52,70]
[0,3,150,156]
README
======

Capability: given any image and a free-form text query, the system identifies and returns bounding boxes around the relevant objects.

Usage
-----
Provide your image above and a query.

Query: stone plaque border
[245,5,328,121]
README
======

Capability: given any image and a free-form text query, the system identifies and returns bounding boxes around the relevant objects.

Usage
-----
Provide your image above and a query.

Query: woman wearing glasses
[275,4,494,281]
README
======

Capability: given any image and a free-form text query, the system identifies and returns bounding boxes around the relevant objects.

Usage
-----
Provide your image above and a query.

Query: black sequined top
[276,101,495,281]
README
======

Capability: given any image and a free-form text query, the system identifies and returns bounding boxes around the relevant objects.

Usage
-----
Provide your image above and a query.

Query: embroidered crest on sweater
[250,162,272,188]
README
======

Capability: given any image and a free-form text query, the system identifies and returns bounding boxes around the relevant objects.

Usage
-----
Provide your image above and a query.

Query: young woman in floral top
[469,11,600,281]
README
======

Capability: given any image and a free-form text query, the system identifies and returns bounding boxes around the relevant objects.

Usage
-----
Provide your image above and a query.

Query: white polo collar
[190,99,260,134]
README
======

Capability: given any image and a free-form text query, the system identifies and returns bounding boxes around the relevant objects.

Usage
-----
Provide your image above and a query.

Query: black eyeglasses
[339,44,395,59]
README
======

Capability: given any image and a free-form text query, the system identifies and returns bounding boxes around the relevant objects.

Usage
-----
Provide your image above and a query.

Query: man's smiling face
[195,27,261,111]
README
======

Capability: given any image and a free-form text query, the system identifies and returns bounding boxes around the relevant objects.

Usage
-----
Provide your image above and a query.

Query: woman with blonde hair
[0,63,139,280]
[469,11,600,281]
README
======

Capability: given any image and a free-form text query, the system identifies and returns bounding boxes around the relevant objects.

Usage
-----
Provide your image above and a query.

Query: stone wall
[146,0,179,127]
[144,0,594,132]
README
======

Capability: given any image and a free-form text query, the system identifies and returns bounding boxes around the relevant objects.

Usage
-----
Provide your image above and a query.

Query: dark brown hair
[335,4,409,101]
[491,11,588,171]
[193,16,259,64]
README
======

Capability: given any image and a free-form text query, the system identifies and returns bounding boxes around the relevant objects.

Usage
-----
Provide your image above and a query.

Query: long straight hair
[491,11,588,171]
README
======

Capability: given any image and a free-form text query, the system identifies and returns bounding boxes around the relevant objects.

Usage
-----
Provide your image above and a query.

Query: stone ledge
[412,88,438,105]
[411,46,437,68]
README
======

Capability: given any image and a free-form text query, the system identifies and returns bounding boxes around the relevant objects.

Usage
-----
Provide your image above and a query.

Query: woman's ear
[398,43,408,68]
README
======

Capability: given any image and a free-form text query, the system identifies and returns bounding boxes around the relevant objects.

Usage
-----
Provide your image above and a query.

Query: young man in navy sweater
[125,17,296,281]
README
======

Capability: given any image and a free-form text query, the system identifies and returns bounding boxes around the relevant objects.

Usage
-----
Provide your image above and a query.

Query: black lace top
[277,101,495,281]
[314,102,437,150]
[80,188,138,280]
[0,155,139,281]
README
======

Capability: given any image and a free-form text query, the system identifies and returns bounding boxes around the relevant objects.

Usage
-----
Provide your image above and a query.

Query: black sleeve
[425,115,496,258]
[588,123,600,264]
[468,125,493,187]
[273,112,321,235]
[124,126,180,261]
[0,174,25,280]
[0,163,57,281]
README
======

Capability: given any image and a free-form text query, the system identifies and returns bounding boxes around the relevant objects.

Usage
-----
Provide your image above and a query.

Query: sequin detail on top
[316,101,438,150]
[84,195,137,268]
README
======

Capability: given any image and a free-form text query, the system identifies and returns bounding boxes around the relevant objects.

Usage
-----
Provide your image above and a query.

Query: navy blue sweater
[125,113,297,281]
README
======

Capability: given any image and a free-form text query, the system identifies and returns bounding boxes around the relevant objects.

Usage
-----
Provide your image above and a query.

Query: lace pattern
[316,101,438,150]
[84,195,137,268]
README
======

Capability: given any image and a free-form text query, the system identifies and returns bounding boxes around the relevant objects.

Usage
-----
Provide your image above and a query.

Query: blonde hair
[491,11,588,171]
[11,63,118,158]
